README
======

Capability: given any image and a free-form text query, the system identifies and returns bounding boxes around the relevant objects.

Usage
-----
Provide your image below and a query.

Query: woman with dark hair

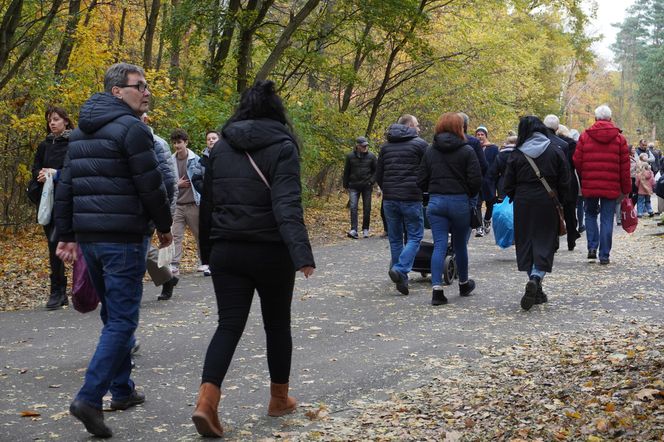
[193,80,315,437]
[30,106,74,310]
[417,112,481,306]
[503,116,570,310]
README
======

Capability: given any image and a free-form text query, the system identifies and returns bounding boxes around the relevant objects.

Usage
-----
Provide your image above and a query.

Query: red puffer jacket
[573,120,631,199]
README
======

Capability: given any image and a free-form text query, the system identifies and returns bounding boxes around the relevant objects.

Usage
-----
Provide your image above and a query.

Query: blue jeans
[383,200,423,276]
[427,194,471,285]
[349,187,372,231]
[576,197,585,229]
[584,197,617,260]
[637,194,653,216]
[77,238,149,408]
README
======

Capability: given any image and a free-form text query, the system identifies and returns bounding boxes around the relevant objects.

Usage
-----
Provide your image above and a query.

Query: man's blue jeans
[77,238,149,408]
[576,197,585,229]
[427,194,471,285]
[584,197,617,260]
[349,187,372,231]
[383,200,423,276]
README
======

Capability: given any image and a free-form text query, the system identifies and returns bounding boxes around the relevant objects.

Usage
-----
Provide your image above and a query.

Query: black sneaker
[69,400,113,438]
[388,269,409,295]
[599,258,610,265]
[110,390,145,411]
[520,278,539,311]
[587,249,597,260]
[459,279,476,297]
[534,279,547,304]
[431,288,447,305]
[158,276,179,301]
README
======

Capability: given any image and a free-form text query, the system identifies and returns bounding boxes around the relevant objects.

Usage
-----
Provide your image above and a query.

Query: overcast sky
[588,0,635,62]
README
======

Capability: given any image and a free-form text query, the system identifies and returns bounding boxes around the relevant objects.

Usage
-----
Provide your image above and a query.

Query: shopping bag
[157,243,174,268]
[72,246,100,313]
[620,198,638,234]
[492,197,514,249]
[37,173,54,225]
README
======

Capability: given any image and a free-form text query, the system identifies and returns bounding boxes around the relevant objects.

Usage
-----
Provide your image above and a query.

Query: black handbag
[470,205,482,229]
[26,178,41,205]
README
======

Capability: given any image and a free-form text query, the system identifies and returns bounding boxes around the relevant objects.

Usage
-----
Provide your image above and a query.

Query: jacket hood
[386,124,419,142]
[519,132,550,158]
[585,120,622,144]
[171,147,198,162]
[78,93,138,134]
[47,129,72,142]
[222,119,294,152]
[432,132,468,153]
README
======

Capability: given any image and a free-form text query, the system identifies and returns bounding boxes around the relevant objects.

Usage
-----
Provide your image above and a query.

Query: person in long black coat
[503,116,570,311]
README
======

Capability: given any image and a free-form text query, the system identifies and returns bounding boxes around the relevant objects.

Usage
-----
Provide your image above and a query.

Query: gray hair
[556,124,570,138]
[569,129,580,141]
[104,63,145,93]
[397,114,417,127]
[543,114,559,131]
[594,105,612,121]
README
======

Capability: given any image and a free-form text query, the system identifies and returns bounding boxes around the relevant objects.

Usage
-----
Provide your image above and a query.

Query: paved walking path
[1,220,662,441]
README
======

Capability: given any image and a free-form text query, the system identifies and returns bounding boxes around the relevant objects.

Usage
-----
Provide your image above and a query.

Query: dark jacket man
[55,93,172,243]
[343,148,376,190]
[375,124,428,201]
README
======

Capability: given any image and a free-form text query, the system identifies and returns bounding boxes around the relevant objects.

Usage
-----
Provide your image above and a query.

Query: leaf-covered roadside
[287,325,664,441]
[0,194,382,311]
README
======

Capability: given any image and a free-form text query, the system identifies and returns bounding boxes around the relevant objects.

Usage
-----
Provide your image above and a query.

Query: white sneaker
[170,265,180,276]
[197,264,209,273]
[362,229,370,238]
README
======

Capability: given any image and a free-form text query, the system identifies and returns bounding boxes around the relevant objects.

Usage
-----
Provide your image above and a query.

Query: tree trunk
[54,0,82,76]
[156,0,167,70]
[235,0,274,94]
[143,0,161,69]
[340,21,371,112]
[0,0,64,92]
[83,0,98,26]
[366,46,399,136]
[169,0,181,81]
[254,0,322,82]
[0,0,24,72]
[118,8,127,47]
[207,0,240,87]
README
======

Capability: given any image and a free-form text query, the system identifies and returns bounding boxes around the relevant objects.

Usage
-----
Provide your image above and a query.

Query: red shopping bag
[620,198,638,234]
[72,246,100,313]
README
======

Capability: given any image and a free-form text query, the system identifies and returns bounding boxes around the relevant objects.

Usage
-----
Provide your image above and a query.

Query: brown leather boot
[268,382,297,417]
[192,383,224,437]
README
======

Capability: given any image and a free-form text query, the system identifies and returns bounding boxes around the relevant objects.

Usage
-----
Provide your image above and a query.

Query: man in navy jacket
[55,63,172,438]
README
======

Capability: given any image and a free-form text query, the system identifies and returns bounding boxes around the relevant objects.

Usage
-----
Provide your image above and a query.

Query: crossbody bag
[523,154,567,236]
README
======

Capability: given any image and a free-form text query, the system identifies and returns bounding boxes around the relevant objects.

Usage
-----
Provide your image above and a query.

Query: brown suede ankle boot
[192,383,224,437]
[268,382,297,417]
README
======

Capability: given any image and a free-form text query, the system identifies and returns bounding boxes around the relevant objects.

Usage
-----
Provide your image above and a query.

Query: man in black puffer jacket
[375,114,427,295]
[343,136,377,239]
[54,63,172,439]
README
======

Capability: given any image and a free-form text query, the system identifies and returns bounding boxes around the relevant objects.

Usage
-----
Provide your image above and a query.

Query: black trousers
[201,241,295,387]
[563,200,580,248]
[43,223,66,294]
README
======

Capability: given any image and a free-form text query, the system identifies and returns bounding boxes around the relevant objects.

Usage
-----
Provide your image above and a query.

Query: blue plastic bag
[492,197,514,249]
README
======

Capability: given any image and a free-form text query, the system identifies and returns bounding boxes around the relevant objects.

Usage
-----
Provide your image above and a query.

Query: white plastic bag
[157,243,174,268]
[37,173,54,226]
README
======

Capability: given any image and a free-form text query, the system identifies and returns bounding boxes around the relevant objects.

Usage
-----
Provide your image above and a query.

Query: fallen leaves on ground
[292,325,664,441]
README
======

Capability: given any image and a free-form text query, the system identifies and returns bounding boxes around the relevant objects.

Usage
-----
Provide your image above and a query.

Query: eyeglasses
[117,82,149,92]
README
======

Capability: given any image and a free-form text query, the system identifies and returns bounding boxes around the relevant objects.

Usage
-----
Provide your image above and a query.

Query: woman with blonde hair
[417,112,481,305]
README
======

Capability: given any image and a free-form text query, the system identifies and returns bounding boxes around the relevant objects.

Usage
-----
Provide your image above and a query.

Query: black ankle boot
[158,276,179,301]
[534,279,547,304]
[46,290,67,310]
[459,279,476,297]
[521,277,539,311]
[431,288,447,306]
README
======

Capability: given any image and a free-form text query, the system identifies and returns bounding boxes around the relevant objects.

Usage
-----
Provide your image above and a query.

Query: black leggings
[201,241,295,387]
